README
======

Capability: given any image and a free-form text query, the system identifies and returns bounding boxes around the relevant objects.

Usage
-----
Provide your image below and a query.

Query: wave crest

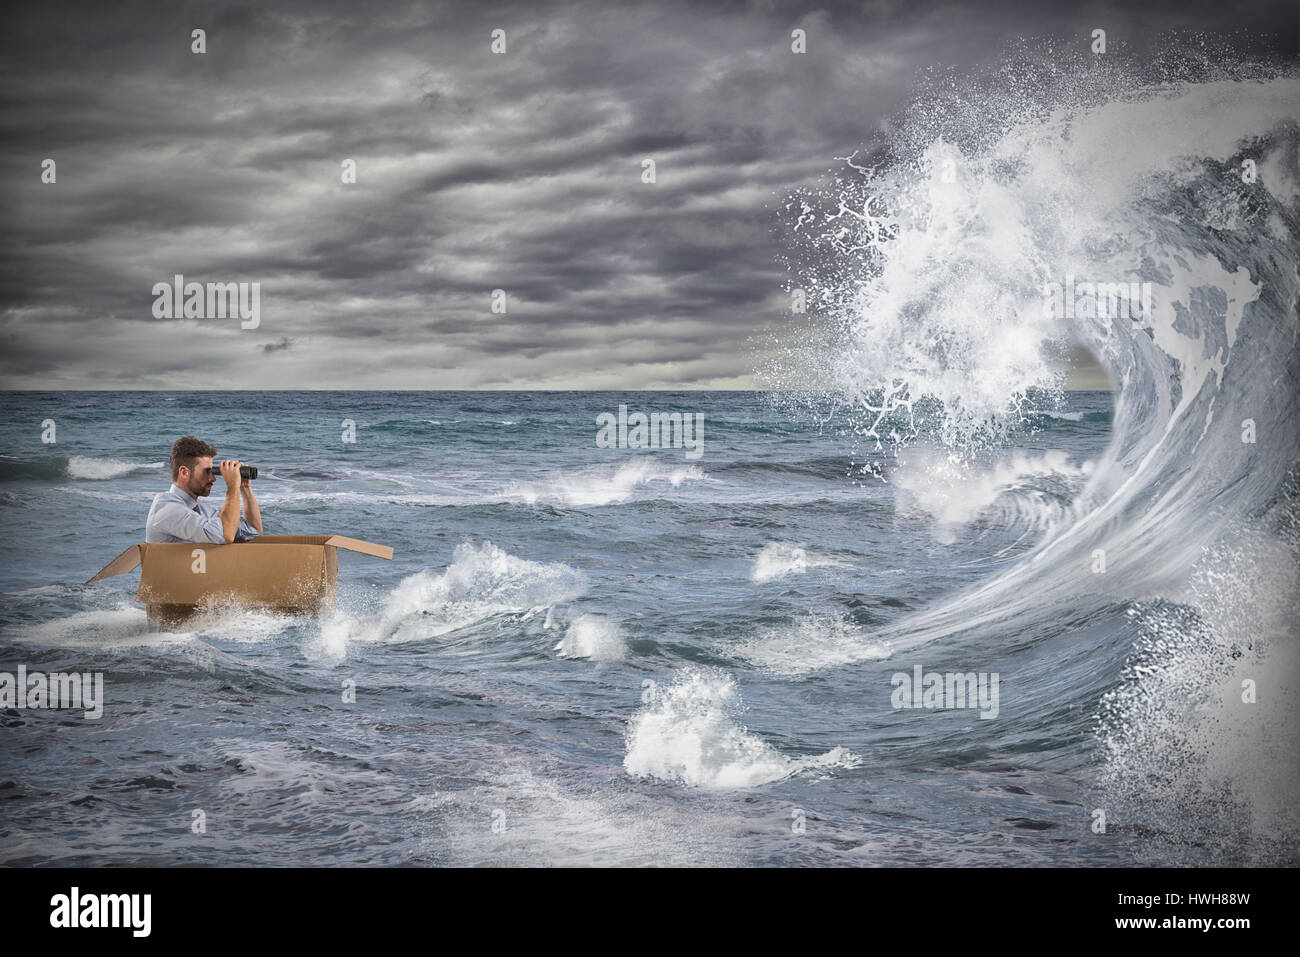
[624,667,861,788]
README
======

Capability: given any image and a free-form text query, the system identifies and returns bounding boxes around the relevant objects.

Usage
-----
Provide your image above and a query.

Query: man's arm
[241,482,262,534]
[219,460,244,544]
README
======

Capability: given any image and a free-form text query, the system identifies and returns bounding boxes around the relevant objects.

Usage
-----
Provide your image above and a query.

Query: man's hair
[170,435,218,480]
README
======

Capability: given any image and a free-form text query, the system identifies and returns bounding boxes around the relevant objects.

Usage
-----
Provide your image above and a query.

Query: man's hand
[219,459,244,492]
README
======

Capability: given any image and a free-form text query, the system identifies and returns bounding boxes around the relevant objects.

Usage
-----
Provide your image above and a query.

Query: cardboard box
[87,535,393,628]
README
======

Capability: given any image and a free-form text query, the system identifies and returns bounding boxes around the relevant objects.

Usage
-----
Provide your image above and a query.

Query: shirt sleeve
[236,515,260,540]
[152,499,228,544]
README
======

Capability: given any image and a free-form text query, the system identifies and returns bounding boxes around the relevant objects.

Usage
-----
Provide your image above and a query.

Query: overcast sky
[0,0,1292,389]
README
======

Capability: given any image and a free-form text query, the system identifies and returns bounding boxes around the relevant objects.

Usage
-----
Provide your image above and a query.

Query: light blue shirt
[145,483,260,544]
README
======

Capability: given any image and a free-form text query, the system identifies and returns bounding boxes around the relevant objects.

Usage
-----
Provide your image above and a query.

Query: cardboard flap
[323,536,394,560]
[87,544,143,583]
[247,535,392,559]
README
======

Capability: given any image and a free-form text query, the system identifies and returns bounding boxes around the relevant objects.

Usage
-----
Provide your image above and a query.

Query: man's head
[170,435,218,497]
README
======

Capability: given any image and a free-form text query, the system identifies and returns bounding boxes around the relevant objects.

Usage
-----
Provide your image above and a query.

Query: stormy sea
[2,56,1298,867]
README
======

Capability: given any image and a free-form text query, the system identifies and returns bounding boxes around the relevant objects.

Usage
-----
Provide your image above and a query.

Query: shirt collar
[171,483,200,509]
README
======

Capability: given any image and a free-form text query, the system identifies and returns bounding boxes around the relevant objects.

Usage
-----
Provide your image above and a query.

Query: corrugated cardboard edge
[86,536,392,584]
[86,544,143,583]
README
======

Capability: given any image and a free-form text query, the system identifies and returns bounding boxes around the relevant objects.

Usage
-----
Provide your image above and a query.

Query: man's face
[181,457,216,497]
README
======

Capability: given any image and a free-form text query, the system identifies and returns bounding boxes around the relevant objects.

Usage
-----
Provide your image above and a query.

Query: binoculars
[239,465,258,480]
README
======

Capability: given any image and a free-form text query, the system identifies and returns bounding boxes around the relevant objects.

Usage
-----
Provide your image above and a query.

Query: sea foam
[624,666,861,788]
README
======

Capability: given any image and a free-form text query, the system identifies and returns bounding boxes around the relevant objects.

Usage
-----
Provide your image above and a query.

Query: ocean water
[3,59,1299,867]
[0,386,1291,867]
[0,389,1112,866]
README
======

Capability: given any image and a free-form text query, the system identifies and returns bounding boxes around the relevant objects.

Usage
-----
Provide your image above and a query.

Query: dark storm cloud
[0,0,1291,388]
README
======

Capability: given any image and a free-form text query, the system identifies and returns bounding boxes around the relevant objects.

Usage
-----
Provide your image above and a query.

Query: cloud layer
[0,0,1286,389]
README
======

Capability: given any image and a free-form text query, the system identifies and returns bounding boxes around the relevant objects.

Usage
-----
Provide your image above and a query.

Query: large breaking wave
[769,47,1300,861]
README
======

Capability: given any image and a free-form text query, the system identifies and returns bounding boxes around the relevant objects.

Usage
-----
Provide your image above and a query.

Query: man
[145,435,263,544]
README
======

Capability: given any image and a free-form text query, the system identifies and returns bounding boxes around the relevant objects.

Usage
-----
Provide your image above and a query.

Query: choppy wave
[504,459,706,507]
[732,613,891,675]
[623,667,861,788]
[68,456,165,481]
[3,602,245,672]
[0,455,164,482]
[308,541,589,659]
[749,542,844,582]
[891,449,1093,544]
[554,614,627,661]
